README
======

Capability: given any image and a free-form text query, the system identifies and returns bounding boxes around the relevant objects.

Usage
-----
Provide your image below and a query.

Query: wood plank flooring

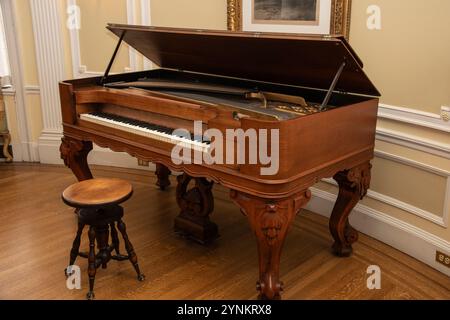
[0,163,449,300]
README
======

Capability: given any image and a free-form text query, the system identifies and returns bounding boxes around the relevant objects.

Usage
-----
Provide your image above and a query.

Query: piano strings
[105,79,323,118]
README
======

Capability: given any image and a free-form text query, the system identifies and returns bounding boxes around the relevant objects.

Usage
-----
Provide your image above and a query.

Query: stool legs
[95,225,111,270]
[117,220,145,281]
[110,223,121,256]
[68,222,85,271]
[67,209,144,299]
[87,226,97,300]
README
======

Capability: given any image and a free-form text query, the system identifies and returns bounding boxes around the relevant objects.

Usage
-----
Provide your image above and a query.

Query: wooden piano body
[60,24,380,300]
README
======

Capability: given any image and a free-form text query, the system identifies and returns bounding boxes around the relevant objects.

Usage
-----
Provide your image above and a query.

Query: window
[0,5,11,88]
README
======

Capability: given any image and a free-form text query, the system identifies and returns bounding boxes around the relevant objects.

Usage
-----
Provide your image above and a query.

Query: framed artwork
[227,0,352,39]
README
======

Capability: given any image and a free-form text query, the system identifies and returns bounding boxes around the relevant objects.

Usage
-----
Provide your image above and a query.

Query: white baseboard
[88,145,156,171]
[38,132,63,164]
[10,142,23,162]
[306,188,450,276]
[29,142,40,162]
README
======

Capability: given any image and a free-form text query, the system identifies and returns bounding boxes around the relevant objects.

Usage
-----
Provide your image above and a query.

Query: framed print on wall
[227,0,352,39]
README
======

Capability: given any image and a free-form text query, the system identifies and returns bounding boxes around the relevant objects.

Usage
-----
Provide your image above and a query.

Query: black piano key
[88,111,198,140]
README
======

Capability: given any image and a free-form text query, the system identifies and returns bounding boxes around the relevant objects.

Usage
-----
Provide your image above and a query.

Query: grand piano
[59,24,380,300]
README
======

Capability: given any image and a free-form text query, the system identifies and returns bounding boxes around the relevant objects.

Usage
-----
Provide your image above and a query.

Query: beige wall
[15,0,39,86]
[78,0,130,73]
[350,0,450,114]
[151,0,227,29]
[5,1,450,249]
[371,156,446,216]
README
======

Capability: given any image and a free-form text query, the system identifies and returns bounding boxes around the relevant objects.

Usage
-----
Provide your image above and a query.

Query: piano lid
[107,24,380,97]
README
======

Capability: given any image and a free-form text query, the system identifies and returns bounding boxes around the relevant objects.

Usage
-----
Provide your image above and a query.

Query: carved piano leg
[329,162,372,257]
[60,137,93,181]
[155,164,171,190]
[174,173,218,244]
[231,189,311,300]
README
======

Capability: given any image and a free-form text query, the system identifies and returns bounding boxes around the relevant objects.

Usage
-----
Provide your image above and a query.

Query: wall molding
[323,150,449,228]
[3,85,40,97]
[305,187,450,276]
[1,87,15,96]
[378,103,450,133]
[374,150,449,228]
[376,128,450,159]
[24,85,40,95]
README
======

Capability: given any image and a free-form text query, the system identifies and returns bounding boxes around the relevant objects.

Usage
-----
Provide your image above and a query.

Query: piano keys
[80,112,211,153]
[59,24,380,300]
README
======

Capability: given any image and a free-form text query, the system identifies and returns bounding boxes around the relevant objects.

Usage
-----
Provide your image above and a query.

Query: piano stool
[62,178,145,300]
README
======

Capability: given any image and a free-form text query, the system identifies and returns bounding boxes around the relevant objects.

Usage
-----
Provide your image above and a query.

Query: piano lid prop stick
[101,30,126,86]
[320,61,346,111]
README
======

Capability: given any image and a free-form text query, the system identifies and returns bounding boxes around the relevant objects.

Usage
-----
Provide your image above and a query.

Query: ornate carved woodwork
[155,164,171,190]
[175,173,218,244]
[329,162,371,257]
[227,0,241,32]
[69,222,85,268]
[67,207,146,300]
[60,137,93,181]
[231,189,311,300]
[87,225,97,300]
[117,219,145,281]
[1,132,12,162]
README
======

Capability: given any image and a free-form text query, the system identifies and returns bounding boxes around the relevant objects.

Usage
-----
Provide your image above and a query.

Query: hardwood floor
[0,163,449,300]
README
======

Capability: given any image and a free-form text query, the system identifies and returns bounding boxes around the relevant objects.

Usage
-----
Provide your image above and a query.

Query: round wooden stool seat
[62,178,133,208]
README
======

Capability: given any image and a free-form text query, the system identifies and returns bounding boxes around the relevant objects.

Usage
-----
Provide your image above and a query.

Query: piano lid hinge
[319,60,347,111]
[101,30,126,86]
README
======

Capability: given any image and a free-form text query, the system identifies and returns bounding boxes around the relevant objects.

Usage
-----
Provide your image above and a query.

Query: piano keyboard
[80,112,211,153]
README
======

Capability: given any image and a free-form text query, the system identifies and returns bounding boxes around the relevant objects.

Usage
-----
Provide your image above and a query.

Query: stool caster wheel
[138,274,146,282]
[86,291,95,300]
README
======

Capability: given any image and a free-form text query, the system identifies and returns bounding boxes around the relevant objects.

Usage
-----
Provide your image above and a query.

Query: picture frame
[227,0,352,39]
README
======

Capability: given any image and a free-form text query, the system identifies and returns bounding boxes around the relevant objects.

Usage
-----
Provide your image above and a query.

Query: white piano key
[80,113,210,153]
